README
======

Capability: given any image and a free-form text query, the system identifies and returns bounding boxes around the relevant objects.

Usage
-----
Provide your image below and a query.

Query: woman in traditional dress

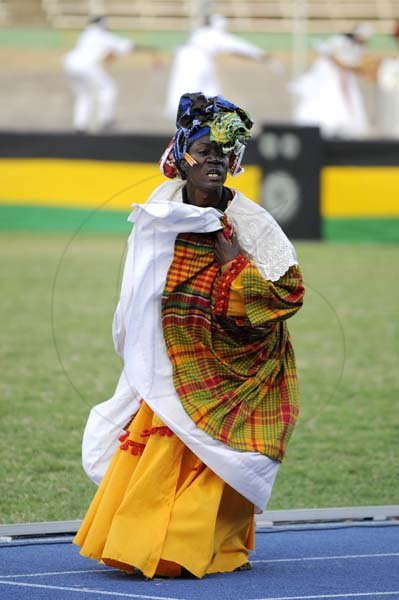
[290,23,374,138]
[74,93,304,579]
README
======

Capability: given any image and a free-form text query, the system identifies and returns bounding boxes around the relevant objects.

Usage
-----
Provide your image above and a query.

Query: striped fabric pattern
[162,232,304,462]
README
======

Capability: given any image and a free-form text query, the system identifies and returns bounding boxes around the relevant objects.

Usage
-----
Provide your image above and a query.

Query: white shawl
[82,179,297,512]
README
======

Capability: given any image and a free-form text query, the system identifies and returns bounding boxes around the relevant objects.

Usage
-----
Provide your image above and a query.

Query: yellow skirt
[74,401,255,579]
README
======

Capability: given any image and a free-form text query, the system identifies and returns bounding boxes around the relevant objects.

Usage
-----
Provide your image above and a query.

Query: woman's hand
[214,230,241,265]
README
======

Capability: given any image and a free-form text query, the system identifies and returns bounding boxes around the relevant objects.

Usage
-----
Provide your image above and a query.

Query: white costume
[290,34,369,138]
[377,57,399,138]
[82,179,299,513]
[63,22,133,131]
[166,17,264,120]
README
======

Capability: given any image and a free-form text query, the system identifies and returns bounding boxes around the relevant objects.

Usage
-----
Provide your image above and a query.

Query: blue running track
[0,522,398,600]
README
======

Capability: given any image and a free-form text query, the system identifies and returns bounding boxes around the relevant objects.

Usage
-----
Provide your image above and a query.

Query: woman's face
[183,135,230,192]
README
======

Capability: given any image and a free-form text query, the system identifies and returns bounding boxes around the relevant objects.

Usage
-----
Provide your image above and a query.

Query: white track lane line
[252,552,399,563]
[0,581,399,600]
[251,593,399,600]
[2,552,397,579]
[0,568,113,578]
[0,580,183,599]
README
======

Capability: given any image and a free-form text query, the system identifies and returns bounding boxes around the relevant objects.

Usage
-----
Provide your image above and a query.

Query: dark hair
[89,16,106,25]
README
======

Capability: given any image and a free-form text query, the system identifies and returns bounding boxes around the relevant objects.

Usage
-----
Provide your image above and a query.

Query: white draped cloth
[290,35,369,138]
[82,180,298,512]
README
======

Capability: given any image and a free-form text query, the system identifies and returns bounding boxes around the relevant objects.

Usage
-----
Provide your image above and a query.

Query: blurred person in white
[377,21,399,138]
[290,23,375,138]
[63,16,133,132]
[165,14,267,120]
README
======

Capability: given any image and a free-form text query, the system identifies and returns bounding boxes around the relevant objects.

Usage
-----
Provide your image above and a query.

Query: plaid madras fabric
[162,232,304,461]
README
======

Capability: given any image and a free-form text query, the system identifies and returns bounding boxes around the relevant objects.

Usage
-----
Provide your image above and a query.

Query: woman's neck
[183,184,229,211]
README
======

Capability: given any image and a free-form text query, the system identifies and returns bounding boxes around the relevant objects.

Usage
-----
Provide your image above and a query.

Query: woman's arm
[212,258,304,326]
[212,223,304,325]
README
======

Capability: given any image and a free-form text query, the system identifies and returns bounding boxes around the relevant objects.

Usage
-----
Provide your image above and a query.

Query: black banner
[257,124,322,240]
[0,131,260,163]
[1,130,398,242]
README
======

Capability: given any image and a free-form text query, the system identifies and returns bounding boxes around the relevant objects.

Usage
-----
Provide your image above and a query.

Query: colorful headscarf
[159,93,253,179]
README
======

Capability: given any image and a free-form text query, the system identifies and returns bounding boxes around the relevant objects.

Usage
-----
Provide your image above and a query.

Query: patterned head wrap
[159,92,253,179]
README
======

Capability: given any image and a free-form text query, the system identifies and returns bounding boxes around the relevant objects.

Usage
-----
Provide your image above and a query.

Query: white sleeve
[106,31,134,55]
[215,30,264,59]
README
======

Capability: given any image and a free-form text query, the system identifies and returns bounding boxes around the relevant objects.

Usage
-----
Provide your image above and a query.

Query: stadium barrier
[0,129,398,241]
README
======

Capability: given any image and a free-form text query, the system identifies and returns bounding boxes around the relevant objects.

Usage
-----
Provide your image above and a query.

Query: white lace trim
[226,195,298,282]
[135,179,298,282]
[152,180,298,282]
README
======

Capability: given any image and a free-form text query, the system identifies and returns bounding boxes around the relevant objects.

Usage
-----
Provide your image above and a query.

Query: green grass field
[1,232,398,524]
[0,27,397,51]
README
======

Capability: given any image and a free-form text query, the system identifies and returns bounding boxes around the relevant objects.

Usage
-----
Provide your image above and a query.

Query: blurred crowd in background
[0,0,398,138]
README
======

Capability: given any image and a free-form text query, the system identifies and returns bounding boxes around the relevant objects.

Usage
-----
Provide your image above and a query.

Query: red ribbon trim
[212,255,249,316]
[140,426,174,438]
